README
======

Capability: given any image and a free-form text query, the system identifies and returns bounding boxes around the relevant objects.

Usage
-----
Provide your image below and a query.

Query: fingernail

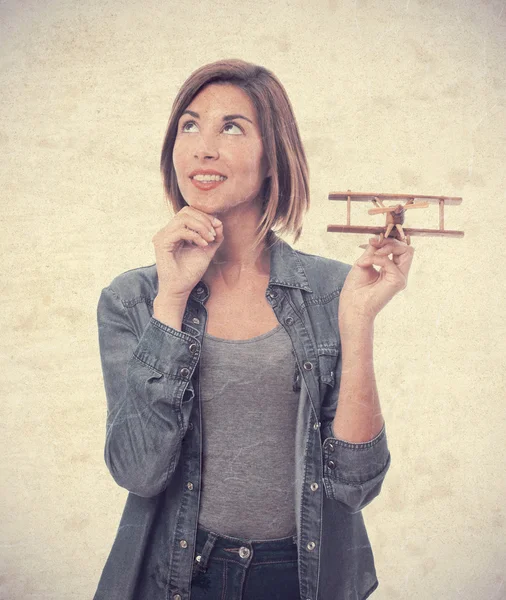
[213,217,222,226]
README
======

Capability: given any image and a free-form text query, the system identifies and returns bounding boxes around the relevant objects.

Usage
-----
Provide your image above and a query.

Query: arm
[320,236,414,512]
[320,298,390,513]
[97,286,197,497]
[332,321,384,442]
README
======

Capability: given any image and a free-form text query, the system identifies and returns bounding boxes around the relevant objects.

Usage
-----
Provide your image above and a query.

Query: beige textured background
[1,0,505,598]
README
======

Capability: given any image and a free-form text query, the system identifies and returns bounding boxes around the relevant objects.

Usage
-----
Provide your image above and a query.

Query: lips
[189,169,228,191]
[189,169,227,180]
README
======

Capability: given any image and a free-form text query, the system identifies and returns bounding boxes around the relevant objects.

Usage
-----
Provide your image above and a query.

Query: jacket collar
[191,232,313,301]
[267,233,312,292]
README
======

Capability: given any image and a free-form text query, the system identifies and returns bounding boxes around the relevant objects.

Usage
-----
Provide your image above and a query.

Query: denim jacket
[94,233,391,600]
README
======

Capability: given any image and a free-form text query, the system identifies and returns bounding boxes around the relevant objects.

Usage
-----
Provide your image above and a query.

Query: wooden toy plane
[327,191,464,245]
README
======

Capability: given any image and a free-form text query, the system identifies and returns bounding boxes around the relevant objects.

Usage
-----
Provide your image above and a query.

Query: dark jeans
[190,523,300,600]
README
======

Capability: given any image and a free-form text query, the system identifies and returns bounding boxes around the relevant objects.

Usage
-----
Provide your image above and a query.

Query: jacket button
[173,595,182,600]
[195,286,205,295]
[303,361,313,371]
[239,547,250,558]
[328,460,336,469]
[188,422,194,430]
[310,482,319,491]
[285,317,294,326]
[192,317,200,324]
[328,443,335,453]
[180,367,190,378]
[306,541,316,551]
[180,539,188,548]
[313,421,320,430]
[189,343,199,354]
[187,482,194,490]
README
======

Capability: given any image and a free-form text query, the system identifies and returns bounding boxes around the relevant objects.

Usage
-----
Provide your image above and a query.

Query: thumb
[356,238,380,268]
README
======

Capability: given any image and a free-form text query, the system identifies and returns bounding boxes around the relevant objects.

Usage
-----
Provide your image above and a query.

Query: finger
[356,237,385,268]
[179,206,221,234]
[180,227,211,247]
[359,239,389,250]
[368,240,414,275]
[374,239,409,253]
[177,214,217,243]
[356,254,407,289]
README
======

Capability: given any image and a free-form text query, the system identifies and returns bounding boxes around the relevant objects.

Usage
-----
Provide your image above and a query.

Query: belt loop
[196,531,218,573]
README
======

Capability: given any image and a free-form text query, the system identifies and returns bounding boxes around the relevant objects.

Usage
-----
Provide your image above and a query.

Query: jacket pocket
[317,346,340,388]
[318,346,340,440]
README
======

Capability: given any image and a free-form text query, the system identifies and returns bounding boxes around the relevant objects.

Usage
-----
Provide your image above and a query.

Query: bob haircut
[160,58,310,249]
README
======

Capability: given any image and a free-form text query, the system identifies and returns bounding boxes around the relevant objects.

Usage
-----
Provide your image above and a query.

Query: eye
[181,120,198,133]
[223,122,243,135]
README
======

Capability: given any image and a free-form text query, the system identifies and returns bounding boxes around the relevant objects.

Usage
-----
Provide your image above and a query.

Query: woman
[94,59,414,600]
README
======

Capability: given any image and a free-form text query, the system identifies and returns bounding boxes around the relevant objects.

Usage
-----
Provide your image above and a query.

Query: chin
[184,197,222,215]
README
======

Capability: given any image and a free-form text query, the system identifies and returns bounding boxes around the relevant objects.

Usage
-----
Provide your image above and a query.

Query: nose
[193,133,219,160]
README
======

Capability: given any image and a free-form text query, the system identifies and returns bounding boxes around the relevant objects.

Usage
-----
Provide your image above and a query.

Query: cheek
[172,145,186,178]
[236,146,264,178]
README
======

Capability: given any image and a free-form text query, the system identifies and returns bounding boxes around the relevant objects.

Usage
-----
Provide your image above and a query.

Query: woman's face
[172,83,270,216]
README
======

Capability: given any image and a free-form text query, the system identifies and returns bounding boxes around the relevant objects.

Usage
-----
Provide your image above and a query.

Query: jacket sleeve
[319,337,391,514]
[321,420,391,514]
[97,286,198,498]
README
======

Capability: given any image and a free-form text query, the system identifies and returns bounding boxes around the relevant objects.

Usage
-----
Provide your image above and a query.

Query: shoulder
[103,263,158,307]
[294,248,352,289]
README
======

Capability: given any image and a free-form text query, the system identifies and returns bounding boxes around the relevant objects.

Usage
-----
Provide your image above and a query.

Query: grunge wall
[1,1,504,598]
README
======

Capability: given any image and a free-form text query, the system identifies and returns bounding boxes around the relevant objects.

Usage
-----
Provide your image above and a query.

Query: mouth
[190,173,227,191]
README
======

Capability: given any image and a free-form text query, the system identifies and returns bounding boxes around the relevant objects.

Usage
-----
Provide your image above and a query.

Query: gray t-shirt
[197,324,299,541]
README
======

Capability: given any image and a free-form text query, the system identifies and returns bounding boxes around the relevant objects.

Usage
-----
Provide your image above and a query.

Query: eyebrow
[181,110,253,124]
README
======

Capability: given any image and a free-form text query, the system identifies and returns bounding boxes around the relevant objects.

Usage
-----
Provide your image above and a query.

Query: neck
[203,202,273,287]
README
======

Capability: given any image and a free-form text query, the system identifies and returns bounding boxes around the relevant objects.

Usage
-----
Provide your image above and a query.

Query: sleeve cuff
[322,422,390,485]
[133,317,199,378]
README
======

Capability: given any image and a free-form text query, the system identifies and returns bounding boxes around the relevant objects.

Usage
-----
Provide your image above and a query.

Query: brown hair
[160,59,310,249]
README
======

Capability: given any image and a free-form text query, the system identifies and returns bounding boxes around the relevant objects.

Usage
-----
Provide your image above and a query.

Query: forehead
[185,83,258,122]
